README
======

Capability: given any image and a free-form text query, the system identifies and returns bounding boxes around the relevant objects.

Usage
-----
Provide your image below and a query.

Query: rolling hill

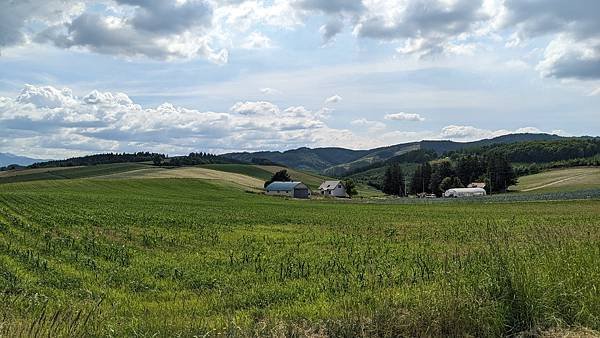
[223,133,565,176]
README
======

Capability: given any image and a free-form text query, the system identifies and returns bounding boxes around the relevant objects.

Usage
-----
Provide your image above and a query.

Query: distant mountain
[0,153,47,167]
[223,147,369,172]
[223,133,565,176]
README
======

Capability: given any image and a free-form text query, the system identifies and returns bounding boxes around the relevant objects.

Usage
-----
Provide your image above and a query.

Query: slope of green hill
[511,167,600,193]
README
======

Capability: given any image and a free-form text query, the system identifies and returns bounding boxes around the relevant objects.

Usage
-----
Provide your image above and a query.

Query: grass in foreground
[0,178,599,336]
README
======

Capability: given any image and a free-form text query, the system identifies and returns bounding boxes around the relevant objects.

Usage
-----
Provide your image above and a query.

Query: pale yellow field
[512,167,600,192]
[103,167,265,190]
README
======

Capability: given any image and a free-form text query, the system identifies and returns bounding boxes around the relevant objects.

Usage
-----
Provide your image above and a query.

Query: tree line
[382,153,517,197]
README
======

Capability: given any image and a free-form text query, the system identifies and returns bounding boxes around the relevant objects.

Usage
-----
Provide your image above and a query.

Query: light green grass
[0,178,599,336]
[512,167,600,193]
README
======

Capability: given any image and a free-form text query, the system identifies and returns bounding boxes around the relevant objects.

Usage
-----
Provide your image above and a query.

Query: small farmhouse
[318,180,348,198]
[444,187,487,198]
[265,181,311,199]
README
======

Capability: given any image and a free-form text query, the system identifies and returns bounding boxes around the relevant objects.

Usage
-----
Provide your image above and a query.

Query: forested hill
[13,152,236,170]
[456,137,600,163]
[223,133,565,175]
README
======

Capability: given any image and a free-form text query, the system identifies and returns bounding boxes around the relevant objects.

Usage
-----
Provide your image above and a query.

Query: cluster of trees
[382,164,407,196]
[404,153,517,196]
[158,152,228,166]
[515,155,600,176]
[30,152,165,168]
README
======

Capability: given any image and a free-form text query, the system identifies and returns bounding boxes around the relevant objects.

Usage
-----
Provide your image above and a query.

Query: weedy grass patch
[0,178,599,336]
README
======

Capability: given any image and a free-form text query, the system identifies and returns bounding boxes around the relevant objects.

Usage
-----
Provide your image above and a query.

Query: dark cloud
[294,0,365,14]
[356,0,486,42]
[0,0,80,48]
[502,0,600,40]
[116,0,212,34]
[501,0,600,80]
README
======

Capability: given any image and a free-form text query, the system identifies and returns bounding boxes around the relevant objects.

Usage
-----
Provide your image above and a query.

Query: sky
[0,0,599,159]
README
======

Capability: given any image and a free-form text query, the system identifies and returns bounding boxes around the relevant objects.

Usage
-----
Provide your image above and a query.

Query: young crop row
[0,179,599,336]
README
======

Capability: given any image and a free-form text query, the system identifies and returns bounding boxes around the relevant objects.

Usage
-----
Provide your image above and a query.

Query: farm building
[265,181,311,199]
[467,182,486,189]
[318,180,348,198]
[444,187,487,198]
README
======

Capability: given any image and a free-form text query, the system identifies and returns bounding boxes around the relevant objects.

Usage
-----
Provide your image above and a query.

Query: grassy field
[0,163,149,184]
[512,167,600,193]
[0,178,599,336]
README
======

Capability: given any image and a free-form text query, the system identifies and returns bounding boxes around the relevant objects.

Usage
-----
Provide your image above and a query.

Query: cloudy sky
[1,0,599,158]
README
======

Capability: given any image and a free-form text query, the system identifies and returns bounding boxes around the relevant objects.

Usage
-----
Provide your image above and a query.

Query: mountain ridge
[223,133,566,175]
[0,153,48,167]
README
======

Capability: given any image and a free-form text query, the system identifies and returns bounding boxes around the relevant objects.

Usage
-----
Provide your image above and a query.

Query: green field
[1,178,599,336]
[512,167,600,193]
[0,163,149,184]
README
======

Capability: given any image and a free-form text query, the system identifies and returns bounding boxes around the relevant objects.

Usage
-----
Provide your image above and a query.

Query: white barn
[265,181,311,199]
[318,180,348,198]
[444,187,487,198]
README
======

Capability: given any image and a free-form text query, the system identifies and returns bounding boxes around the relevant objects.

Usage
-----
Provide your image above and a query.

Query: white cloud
[0,85,342,157]
[324,94,342,104]
[588,87,600,96]
[241,32,273,49]
[439,125,553,141]
[384,112,425,122]
[259,87,281,95]
[351,118,386,132]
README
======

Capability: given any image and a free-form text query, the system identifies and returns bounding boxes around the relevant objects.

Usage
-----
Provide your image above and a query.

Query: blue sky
[0,0,599,158]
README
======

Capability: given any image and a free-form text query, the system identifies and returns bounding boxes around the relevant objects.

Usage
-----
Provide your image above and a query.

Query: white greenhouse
[444,187,487,198]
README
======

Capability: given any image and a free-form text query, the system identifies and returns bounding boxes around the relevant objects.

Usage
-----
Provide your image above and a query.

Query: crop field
[0,163,149,185]
[0,178,599,336]
[512,167,600,193]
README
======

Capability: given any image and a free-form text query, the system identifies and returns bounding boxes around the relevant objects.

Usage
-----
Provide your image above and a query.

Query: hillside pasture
[0,163,148,184]
[512,167,600,193]
[0,178,599,336]
[104,166,266,190]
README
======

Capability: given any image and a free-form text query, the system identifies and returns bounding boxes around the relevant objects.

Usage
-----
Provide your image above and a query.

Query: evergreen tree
[485,153,518,192]
[382,164,406,196]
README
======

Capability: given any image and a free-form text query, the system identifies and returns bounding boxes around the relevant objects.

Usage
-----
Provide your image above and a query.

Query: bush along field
[0,179,599,336]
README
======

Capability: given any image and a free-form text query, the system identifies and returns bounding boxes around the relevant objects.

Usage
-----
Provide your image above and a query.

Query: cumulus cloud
[355,0,490,57]
[34,1,228,63]
[0,85,343,157]
[439,125,553,141]
[324,95,343,104]
[294,0,365,15]
[320,19,344,43]
[499,0,600,80]
[0,0,83,48]
[385,112,425,122]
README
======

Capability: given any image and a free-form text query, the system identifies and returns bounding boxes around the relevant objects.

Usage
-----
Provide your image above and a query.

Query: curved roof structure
[265,181,306,191]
